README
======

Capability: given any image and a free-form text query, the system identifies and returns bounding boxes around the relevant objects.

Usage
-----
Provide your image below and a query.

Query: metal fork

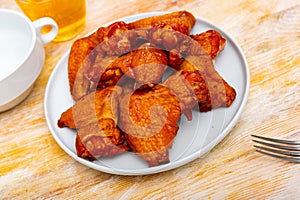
[251,134,300,163]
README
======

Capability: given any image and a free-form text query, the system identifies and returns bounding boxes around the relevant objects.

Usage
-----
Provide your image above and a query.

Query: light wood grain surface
[1,0,300,199]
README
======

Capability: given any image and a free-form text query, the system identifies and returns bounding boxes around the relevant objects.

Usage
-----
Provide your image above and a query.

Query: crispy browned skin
[152,30,233,113]
[127,44,168,87]
[191,30,226,60]
[162,74,196,120]
[68,11,198,101]
[68,21,130,101]
[61,11,236,167]
[163,68,208,120]
[119,85,181,167]
[94,22,133,56]
[75,121,129,160]
[88,43,168,90]
[58,86,121,129]
[146,28,226,71]
[167,49,184,70]
[181,56,236,112]
[57,86,129,160]
[68,34,98,101]
[68,12,225,101]
[165,29,226,65]
[87,54,130,90]
[199,79,236,112]
[175,56,210,104]
[127,11,196,35]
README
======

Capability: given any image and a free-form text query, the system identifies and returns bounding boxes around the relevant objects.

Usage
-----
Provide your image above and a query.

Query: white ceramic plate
[44,12,250,175]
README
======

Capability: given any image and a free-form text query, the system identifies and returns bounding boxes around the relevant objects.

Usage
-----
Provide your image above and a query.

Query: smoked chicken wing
[146,28,226,69]
[119,85,181,167]
[127,11,196,35]
[124,43,168,88]
[58,10,237,168]
[57,86,129,160]
[162,68,208,120]
[191,30,226,60]
[87,43,168,90]
[68,34,99,101]
[181,56,236,112]
[68,21,132,100]
[86,53,131,90]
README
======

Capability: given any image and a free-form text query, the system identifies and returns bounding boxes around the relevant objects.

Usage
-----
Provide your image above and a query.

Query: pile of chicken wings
[57,11,236,167]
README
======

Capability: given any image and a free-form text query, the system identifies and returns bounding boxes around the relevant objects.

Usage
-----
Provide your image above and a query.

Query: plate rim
[44,11,250,175]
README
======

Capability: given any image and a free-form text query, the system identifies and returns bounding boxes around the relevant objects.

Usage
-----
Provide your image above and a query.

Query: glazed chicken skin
[119,85,181,167]
[58,10,237,168]
[161,32,233,116]
[191,30,226,60]
[127,10,196,35]
[68,10,225,101]
[162,68,208,120]
[161,31,226,119]
[146,27,226,69]
[123,43,168,88]
[148,27,232,113]
[163,55,235,115]
[86,53,131,90]
[68,11,196,101]
[87,43,168,90]
[57,86,129,160]
[68,33,98,101]
[181,56,236,112]
[68,21,131,101]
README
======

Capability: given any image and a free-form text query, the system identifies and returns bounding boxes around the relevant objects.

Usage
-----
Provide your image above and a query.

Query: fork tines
[251,134,300,163]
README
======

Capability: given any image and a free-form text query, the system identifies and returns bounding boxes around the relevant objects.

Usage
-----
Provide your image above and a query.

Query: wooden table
[1,0,300,199]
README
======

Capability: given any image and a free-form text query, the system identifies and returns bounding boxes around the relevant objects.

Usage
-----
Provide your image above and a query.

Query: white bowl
[0,9,57,112]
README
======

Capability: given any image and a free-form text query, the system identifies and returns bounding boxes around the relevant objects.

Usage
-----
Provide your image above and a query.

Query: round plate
[44,12,250,175]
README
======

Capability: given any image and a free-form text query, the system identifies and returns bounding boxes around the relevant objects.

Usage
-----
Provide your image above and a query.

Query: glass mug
[15,0,86,42]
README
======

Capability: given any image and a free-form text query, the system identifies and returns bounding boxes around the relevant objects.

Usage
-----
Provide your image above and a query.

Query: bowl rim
[0,9,37,82]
